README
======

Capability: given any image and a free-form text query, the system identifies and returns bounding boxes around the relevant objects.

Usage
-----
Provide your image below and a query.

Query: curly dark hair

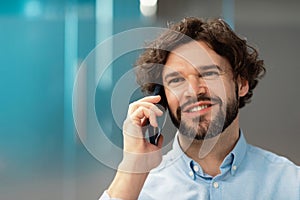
[134,17,265,108]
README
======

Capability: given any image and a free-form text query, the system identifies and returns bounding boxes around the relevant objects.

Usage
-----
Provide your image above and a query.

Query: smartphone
[146,85,166,145]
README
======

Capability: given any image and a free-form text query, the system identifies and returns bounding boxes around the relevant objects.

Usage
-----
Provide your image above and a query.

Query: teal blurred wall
[0,0,160,199]
[1,0,299,199]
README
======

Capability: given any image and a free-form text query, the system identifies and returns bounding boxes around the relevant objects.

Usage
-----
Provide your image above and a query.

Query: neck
[178,116,240,177]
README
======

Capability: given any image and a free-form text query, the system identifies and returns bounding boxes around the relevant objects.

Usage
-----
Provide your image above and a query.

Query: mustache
[174,94,222,123]
[180,95,222,111]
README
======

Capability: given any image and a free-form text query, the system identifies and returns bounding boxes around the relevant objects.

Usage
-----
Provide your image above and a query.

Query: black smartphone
[146,85,166,145]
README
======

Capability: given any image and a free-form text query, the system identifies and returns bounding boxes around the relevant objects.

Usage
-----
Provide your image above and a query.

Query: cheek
[206,79,229,101]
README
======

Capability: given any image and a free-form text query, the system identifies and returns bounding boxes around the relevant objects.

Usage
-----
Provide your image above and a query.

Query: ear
[237,77,249,97]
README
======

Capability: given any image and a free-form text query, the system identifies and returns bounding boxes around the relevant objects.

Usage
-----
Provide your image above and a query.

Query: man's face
[162,41,243,140]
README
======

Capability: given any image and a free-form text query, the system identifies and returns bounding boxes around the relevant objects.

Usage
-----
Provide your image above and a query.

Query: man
[100,17,300,199]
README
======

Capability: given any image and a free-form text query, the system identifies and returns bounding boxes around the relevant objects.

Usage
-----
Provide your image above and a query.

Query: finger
[130,106,150,126]
[128,95,161,113]
[149,109,158,127]
[129,104,163,122]
[130,106,158,124]
[137,95,161,103]
[128,101,163,116]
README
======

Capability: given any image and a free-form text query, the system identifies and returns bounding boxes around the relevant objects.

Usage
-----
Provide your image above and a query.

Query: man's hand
[107,95,164,200]
[120,95,164,173]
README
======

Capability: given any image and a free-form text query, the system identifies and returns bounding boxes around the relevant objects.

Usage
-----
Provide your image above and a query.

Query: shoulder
[245,144,300,181]
[247,144,298,166]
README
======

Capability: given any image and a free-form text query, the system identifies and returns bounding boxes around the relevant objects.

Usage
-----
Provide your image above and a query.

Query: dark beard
[168,85,239,140]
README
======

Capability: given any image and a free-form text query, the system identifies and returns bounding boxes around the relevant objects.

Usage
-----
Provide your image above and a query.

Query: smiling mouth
[182,101,214,113]
[186,104,212,113]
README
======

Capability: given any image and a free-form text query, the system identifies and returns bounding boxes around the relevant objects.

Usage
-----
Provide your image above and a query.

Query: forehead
[163,41,230,73]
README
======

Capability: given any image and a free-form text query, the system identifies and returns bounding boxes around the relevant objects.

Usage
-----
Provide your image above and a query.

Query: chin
[179,118,225,141]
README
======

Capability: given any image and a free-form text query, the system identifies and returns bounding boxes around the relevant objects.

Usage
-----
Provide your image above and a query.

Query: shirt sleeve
[99,190,123,200]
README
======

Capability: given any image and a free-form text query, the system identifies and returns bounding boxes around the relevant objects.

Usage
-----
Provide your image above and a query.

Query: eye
[201,70,221,79]
[168,77,185,85]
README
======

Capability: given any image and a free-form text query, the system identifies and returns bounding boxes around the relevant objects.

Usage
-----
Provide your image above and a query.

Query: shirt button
[193,165,199,172]
[213,182,219,189]
[189,171,194,177]
[232,165,237,171]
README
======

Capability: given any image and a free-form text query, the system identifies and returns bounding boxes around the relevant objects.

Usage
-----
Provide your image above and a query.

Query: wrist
[118,151,162,173]
[107,171,149,200]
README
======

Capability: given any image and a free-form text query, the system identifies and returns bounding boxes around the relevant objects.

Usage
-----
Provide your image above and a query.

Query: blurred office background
[0,0,299,199]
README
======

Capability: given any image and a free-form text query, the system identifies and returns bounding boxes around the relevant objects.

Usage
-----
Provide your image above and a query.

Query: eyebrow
[163,65,223,81]
[164,71,181,81]
[197,64,223,71]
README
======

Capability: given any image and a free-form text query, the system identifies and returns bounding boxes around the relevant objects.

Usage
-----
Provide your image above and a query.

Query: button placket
[210,180,222,199]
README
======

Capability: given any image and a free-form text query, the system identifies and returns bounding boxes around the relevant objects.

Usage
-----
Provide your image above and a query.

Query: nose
[184,75,207,97]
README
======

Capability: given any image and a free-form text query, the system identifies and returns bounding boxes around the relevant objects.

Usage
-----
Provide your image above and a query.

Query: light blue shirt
[138,131,300,199]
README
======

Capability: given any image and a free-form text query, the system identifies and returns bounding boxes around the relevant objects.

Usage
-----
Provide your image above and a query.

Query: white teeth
[188,105,208,112]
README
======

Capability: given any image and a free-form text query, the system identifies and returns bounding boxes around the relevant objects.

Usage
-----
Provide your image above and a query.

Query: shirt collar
[170,131,193,168]
[230,129,247,175]
[170,130,247,177]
